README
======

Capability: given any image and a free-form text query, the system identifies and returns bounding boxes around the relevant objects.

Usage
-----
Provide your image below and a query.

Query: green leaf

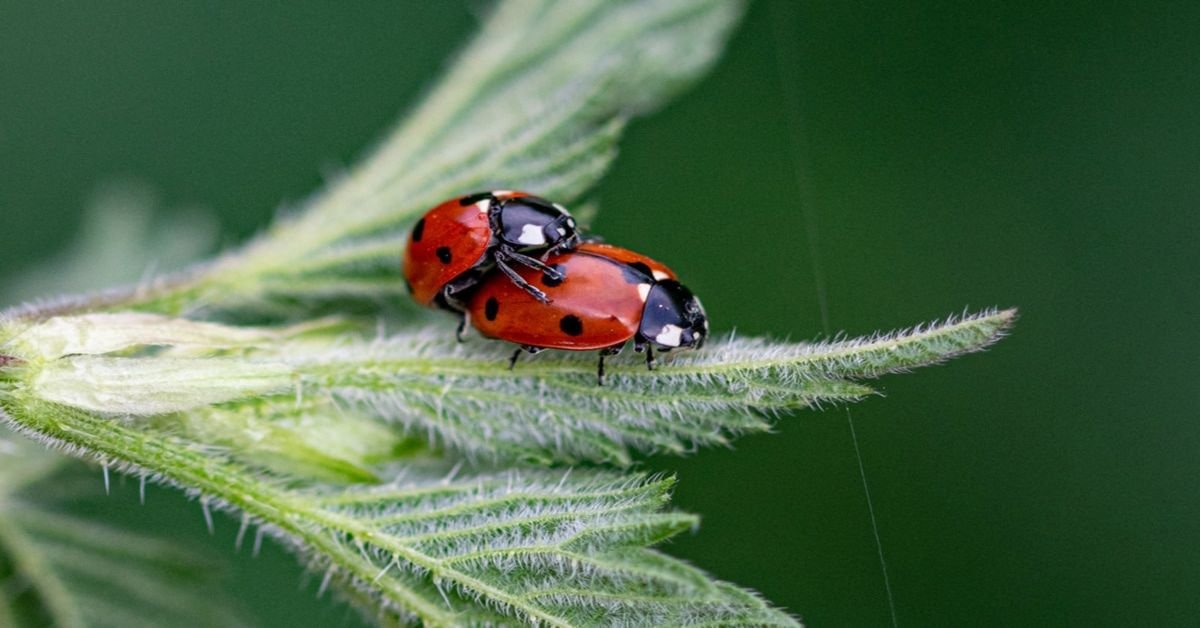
[0,187,243,628]
[293,309,1013,465]
[305,470,795,627]
[1,407,795,627]
[6,309,1013,468]
[0,433,249,628]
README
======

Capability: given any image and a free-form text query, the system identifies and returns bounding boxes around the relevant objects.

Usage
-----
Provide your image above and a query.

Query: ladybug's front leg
[633,339,657,371]
[544,231,583,258]
[493,251,551,304]
[498,245,564,280]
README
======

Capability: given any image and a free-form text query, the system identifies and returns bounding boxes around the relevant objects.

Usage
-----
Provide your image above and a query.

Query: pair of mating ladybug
[402,190,708,384]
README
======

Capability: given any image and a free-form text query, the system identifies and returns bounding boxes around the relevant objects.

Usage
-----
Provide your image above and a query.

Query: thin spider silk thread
[767,3,899,626]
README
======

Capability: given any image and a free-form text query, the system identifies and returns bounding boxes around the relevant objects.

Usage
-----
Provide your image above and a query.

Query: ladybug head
[638,280,708,352]
[494,195,580,252]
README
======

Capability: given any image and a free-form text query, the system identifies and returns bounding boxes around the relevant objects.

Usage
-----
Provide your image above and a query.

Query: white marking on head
[652,270,670,281]
[556,226,567,236]
[637,283,652,301]
[517,224,547,246]
[655,324,684,347]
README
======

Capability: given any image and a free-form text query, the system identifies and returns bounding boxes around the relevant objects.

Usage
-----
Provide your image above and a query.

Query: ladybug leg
[544,229,583,257]
[508,347,523,370]
[596,346,623,386]
[634,338,657,371]
[501,247,563,280]
[508,345,542,371]
[493,255,551,304]
[455,311,469,343]
[437,282,472,315]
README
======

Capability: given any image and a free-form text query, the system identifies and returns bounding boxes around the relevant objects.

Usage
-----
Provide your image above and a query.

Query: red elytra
[401,190,523,307]
[572,242,677,282]
[469,249,647,351]
[402,190,581,312]
[466,244,708,384]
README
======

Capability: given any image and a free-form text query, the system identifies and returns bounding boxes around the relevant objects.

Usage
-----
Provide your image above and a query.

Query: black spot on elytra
[436,246,453,264]
[459,192,493,206]
[541,264,565,287]
[485,297,499,321]
[411,218,425,242]
[560,315,583,336]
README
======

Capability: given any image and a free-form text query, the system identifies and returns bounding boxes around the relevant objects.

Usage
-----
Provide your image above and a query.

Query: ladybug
[402,190,581,319]
[466,243,708,385]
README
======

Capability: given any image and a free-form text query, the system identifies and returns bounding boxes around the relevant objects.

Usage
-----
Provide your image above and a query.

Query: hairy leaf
[0,432,249,628]
[0,409,795,627]
[6,309,1013,467]
[296,309,1013,465]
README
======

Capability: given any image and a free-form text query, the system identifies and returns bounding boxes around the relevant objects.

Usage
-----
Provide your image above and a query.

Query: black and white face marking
[637,280,708,351]
[495,195,580,251]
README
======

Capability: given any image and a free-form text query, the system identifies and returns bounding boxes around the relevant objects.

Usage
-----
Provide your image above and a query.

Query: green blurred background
[2,1,1197,625]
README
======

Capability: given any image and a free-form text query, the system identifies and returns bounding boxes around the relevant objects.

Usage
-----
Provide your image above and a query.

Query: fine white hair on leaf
[161,308,1009,467]
[2,398,800,625]
[5,309,1011,471]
